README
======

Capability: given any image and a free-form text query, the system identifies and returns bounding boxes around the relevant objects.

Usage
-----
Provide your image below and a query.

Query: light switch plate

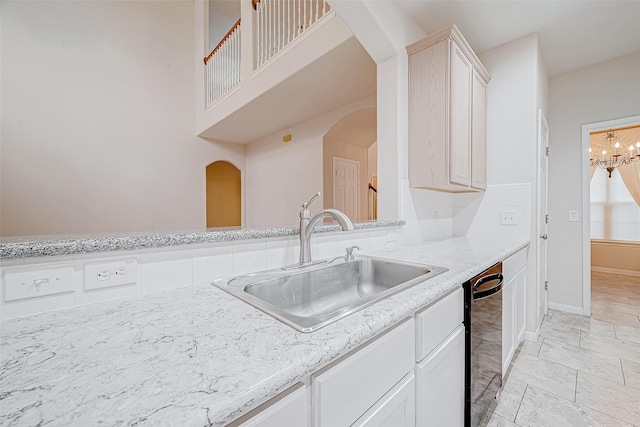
[569,210,580,222]
[4,265,75,302]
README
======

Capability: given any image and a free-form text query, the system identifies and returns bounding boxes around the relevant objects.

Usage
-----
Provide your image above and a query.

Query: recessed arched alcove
[206,160,241,227]
[322,107,377,221]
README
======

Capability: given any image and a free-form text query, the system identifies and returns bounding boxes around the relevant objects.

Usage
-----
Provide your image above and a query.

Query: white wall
[244,96,376,227]
[459,184,531,241]
[376,54,402,220]
[477,34,548,335]
[548,51,640,308]
[480,35,540,185]
[1,0,244,236]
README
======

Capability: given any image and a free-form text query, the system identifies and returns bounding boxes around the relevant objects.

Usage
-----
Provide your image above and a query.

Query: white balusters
[203,0,330,110]
[204,20,241,109]
[255,0,330,68]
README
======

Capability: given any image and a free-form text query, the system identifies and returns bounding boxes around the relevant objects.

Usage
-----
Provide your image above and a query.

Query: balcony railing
[203,1,331,110]
[204,18,241,109]
[254,0,330,68]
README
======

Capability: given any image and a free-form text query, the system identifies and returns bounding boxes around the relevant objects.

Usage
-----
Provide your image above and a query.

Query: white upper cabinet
[471,70,488,190]
[407,25,490,192]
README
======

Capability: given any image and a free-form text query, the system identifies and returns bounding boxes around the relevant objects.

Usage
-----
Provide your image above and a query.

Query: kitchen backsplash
[0,228,396,321]
[397,179,455,245]
[395,180,531,243]
[456,183,532,240]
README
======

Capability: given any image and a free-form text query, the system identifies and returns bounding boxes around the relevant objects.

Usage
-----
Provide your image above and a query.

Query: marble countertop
[0,236,528,426]
[0,220,404,260]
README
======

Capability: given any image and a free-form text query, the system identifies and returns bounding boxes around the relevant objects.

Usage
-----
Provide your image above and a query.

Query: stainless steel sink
[213,256,448,332]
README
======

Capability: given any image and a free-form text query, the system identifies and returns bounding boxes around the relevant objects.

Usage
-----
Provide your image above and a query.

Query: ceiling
[393,0,640,76]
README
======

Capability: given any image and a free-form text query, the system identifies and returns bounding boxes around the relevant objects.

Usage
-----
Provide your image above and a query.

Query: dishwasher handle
[472,273,504,301]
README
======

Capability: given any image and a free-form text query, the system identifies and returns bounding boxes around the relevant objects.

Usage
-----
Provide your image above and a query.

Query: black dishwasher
[463,262,504,427]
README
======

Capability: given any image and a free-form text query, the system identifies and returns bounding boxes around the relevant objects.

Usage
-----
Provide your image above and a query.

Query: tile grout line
[511,383,528,425]
[578,329,583,349]
[536,337,543,357]
[579,401,639,427]
[620,357,627,387]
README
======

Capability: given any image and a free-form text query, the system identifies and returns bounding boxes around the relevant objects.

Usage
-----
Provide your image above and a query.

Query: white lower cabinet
[312,320,415,427]
[415,324,465,427]
[502,275,516,376]
[502,247,528,375]
[236,385,308,427]
[515,267,526,344]
[352,373,416,427]
[415,288,464,361]
[232,289,467,427]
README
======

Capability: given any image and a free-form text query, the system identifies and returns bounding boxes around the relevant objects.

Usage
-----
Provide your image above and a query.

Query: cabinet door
[449,41,472,187]
[471,70,487,190]
[415,287,464,362]
[515,268,526,344]
[416,325,465,427]
[502,277,516,376]
[353,373,415,427]
[408,40,448,190]
[238,386,308,427]
[312,320,415,427]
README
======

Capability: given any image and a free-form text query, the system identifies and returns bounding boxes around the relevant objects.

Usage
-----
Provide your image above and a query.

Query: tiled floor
[483,271,640,427]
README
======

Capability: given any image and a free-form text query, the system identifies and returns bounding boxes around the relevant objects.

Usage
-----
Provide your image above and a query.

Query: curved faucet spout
[305,209,354,240]
[299,203,354,264]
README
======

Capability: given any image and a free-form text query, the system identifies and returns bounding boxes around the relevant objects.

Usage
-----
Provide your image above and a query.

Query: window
[590,169,640,241]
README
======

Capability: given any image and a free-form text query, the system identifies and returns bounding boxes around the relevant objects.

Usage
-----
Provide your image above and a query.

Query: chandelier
[589,130,640,178]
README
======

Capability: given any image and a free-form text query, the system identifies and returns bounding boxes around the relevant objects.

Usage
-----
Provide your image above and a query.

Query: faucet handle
[302,192,321,209]
[344,245,361,261]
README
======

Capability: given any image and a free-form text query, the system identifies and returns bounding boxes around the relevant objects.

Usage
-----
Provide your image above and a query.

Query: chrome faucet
[299,192,354,264]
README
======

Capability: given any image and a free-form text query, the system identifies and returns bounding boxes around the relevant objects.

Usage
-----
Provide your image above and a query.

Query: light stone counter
[0,236,528,426]
[0,220,404,260]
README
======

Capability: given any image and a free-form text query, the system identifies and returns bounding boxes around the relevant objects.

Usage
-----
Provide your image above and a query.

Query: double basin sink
[213,256,448,332]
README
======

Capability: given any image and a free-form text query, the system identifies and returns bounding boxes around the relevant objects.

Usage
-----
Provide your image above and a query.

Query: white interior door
[333,157,359,221]
[538,110,550,318]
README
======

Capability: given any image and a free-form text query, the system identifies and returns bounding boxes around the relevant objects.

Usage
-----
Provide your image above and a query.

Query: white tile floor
[483,271,640,427]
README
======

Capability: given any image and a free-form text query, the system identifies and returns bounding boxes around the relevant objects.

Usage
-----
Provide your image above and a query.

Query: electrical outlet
[500,211,518,225]
[4,265,74,302]
[84,259,138,291]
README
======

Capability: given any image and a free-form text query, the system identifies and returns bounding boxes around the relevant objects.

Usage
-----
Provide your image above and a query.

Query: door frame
[581,114,640,316]
[333,156,360,220]
[537,109,549,320]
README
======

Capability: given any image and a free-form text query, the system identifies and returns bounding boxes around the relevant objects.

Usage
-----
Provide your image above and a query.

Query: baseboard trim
[591,266,640,278]
[523,330,539,342]
[523,316,542,342]
[548,302,585,315]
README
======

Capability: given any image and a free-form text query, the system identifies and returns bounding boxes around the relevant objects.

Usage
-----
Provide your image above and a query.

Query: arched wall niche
[206,160,242,227]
